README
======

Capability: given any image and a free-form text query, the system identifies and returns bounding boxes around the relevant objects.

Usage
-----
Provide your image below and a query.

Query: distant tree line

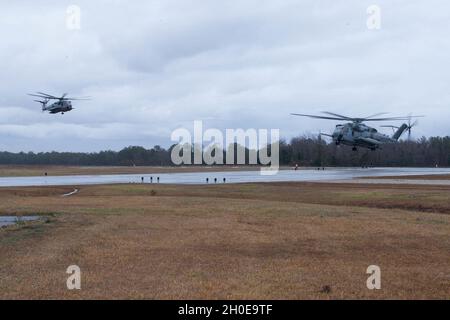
[282,136,450,167]
[0,136,449,167]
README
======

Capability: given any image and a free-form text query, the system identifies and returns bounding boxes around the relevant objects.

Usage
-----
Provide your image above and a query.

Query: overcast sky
[0,0,449,152]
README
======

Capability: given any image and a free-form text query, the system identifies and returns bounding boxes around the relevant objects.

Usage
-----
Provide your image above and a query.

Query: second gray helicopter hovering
[291,112,423,151]
[29,92,90,114]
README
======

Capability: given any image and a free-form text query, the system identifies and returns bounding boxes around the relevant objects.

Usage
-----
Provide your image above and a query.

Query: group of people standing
[205,177,226,184]
[139,176,227,184]
[141,176,159,183]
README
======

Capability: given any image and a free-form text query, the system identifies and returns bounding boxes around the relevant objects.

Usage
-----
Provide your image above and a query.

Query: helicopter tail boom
[392,123,408,140]
[33,99,48,111]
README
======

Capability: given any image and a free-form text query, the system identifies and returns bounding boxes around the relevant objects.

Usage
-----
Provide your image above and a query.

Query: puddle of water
[0,216,40,227]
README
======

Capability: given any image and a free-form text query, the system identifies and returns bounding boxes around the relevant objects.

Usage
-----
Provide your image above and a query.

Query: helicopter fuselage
[332,122,400,150]
[43,100,73,114]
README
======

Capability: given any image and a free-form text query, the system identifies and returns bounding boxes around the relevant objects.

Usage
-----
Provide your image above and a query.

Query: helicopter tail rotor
[406,114,419,140]
[381,113,422,140]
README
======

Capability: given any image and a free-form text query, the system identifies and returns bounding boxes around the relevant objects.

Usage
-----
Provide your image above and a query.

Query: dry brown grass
[0,182,449,299]
[366,174,450,180]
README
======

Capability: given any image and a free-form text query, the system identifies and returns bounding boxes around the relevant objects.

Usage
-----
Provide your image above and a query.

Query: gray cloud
[0,0,449,152]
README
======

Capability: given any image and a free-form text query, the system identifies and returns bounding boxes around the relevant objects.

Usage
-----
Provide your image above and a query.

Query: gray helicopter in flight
[291,112,423,151]
[28,92,90,114]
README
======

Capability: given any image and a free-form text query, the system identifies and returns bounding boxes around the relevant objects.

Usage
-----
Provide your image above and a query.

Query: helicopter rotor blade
[29,93,60,100]
[362,115,425,121]
[36,92,60,99]
[362,117,410,121]
[321,111,354,120]
[319,132,333,137]
[28,93,51,98]
[365,112,389,119]
[308,111,421,122]
[33,99,48,104]
[322,111,397,122]
[59,96,92,100]
[30,92,91,101]
[58,94,91,100]
[291,113,345,121]
[291,113,418,122]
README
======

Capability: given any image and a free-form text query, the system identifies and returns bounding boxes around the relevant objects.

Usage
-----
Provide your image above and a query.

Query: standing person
[150,177,153,183]
[157,177,160,183]
[214,178,217,184]
[206,178,209,184]
[141,177,144,183]
[223,178,226,183]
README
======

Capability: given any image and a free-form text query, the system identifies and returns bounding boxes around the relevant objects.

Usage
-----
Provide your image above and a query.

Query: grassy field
[366,174,450,180]
[0,182,449,299]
